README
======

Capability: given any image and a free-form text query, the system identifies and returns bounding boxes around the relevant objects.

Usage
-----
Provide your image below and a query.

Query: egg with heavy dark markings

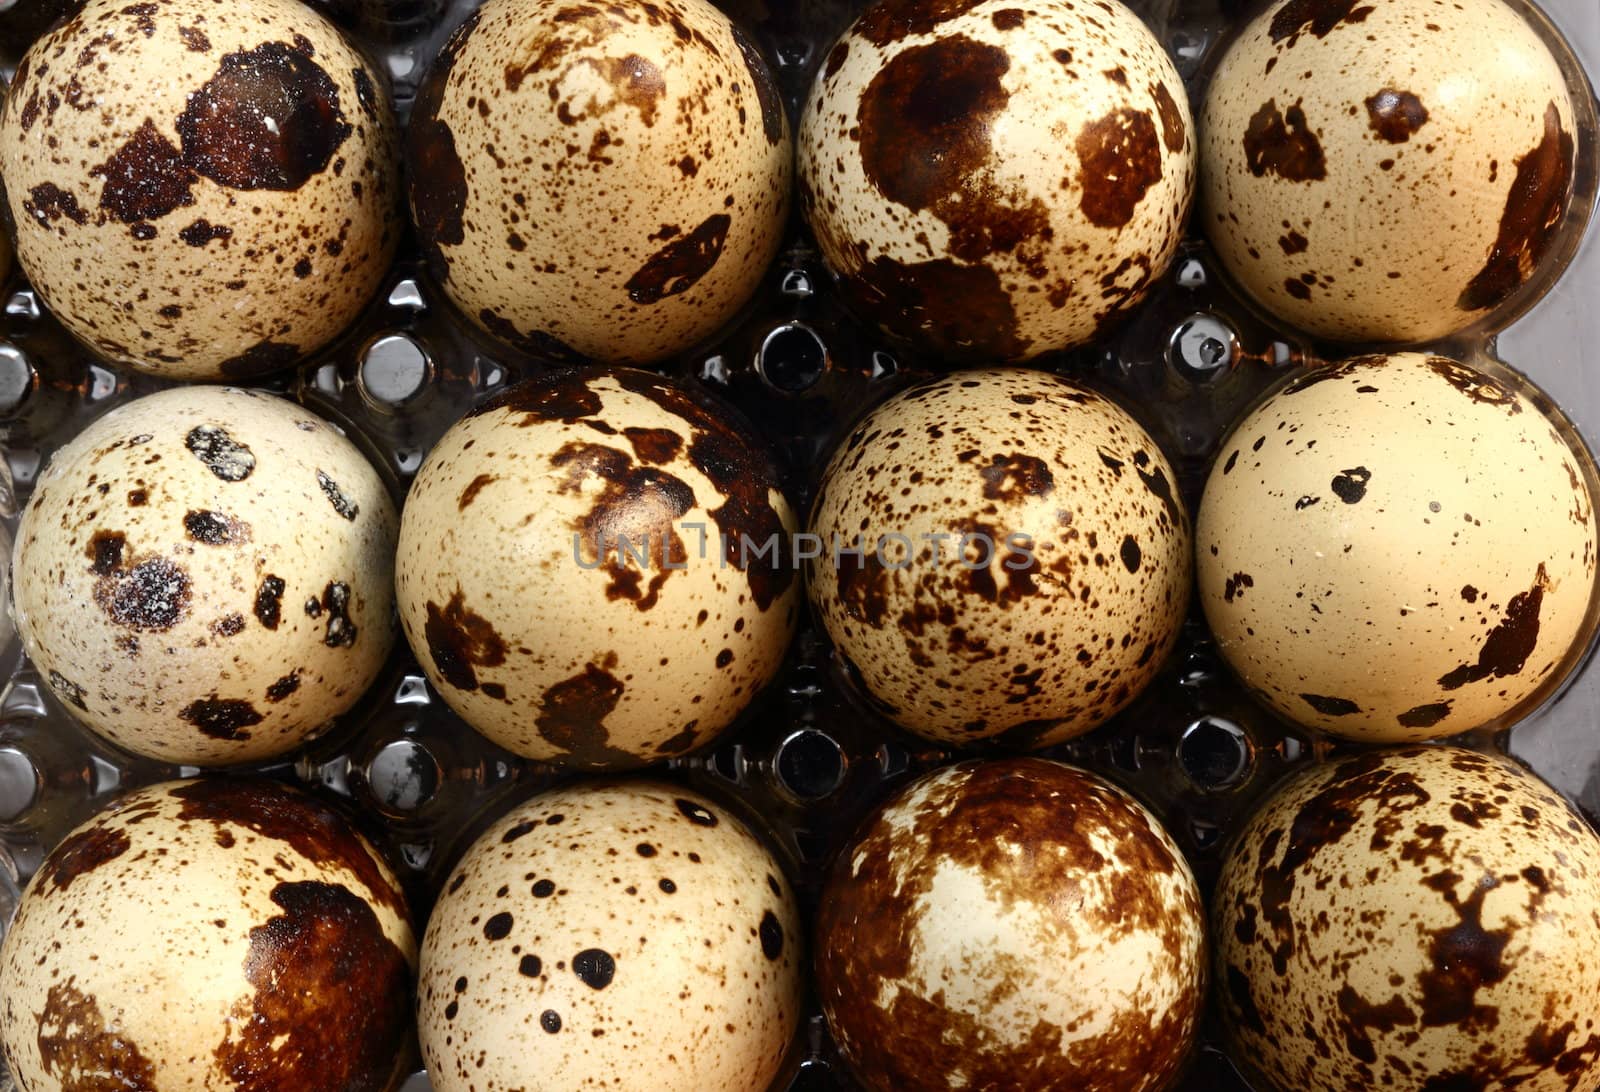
[798,0,1194,361]
[418,780,803,1092]
[394,367,799,769]
[807,368,1191,748]
[0,0,401,378]
[817,758,1205,1092]
[0,777,416,1092]
[13,386,398,765]
[1197,352,1598,741]
[1201,0,1578,342]
[405,0,790,365]
[1217,745,1600,1092]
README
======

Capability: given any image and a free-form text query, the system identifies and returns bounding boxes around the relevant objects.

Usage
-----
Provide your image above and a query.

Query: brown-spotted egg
[1197,353,1599,741]
[0,777,416,1092]
[1216,745,1600,1092]
[0,0,401,379]
[816,758,1206,1092]
[1201,0,1579,342]
[419,780,803,1092]
[807,368,1191,747]
[13,386,398,765]
[405,0,790,365]
[798,0,1194,361]
[394,367,799,768]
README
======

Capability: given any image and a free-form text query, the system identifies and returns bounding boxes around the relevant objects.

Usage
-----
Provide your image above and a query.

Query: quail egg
[13,386,398,765]
[817,758,1206,1092]
[807,368,1191,747]
[1200,0,1579,342]
[1217,745,1600,1092]
[1197,353,1598,740]
[0,0,401,378]
[798,0,1194,361]
[406,0,790,365]
[419,780,803,1092]
[0,777,416,1092]
[395,367,799,768]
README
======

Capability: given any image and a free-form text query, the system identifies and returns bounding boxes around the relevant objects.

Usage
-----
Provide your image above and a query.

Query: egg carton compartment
[1,0,1600,1088]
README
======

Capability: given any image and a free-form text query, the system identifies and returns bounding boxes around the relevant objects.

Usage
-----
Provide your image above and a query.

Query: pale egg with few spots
[13,386,398,766]
[418,780,803,1092]
[1201,0,1580,342]
[1197,352,1598,740]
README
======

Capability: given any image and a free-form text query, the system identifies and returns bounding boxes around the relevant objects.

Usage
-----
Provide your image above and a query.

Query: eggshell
[394,367,799,768]
[418,780,803,1092]
[13,386,398,765]
[1200,0,1577,342]
[1216,745,1600,1092]
[807,368,1191,747]
[1197,352,1598,740]
[405,0,790,365]
[797,0,1194,361]
[0,777,416,1092]
[0,0,400,378]
[816,758,1205,1092]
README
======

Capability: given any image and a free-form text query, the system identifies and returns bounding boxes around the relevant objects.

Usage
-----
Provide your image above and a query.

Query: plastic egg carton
[0,0,1598,1088]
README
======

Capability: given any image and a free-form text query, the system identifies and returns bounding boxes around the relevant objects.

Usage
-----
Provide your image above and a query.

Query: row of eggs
[0,0,1585,377]
[3,741,1599,1092]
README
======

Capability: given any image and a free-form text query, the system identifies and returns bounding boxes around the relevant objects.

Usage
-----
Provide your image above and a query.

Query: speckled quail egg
[1197,353,1598,741]
[1201,0,1578,343]
[817,758,1205,1092]
[0,0,400,378]
[406,0,790,365]
[419,780,803,1092]
[807,368,1190,747]
[395,367,799,768]
[1217,745,1600,1092]
[0,777,416,1092]
[798,0,1194,361]
[13,386,398,765]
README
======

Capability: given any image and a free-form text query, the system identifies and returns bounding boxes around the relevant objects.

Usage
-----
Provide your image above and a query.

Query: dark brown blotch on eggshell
[255,574,286,629]
[851,0,989,47]
[181,696,266,740]
[218,341,301,378]
[424,587,509,693]
[405,10,480,281]
[36,823,131,892]
[21,182,89,228]
[169,778,407,916]
[185,425,256,481]
[91,118,197,223]
[623,212,731,304]
[476,309,589,363]
[1425,357,1522,413]
[1243,98,1326,181]
[1268,0,1375,46]
[1152,81,1187,153]
[94,555,193,631]
[213,881,409,1092]
[730,24,784,146]
[1365,89,1429,143]
[534,660,638,768]
[1436,564,1549,691]
[33,977,158,1089]
[817,760,1200,1091]
[1076,107,1164,229]
[184,509,249,545]
[838,254,1028,360]
[1457,103,1573,312]
[176,40,352,192]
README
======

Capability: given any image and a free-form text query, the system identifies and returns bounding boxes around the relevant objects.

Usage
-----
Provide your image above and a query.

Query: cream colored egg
[1200,0,1578,342]
[0,0,400,379]
[798,0,1194,361]
[13,386,398,765]
[0,777,417,1092]
[395,367,799,768]
[405,0,790,365]
[1216,745,1600,1092]
[418,780,803,1092]
[1197,353,1598,741]
[807,368,1191,747]
[817,758,1206,1092]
